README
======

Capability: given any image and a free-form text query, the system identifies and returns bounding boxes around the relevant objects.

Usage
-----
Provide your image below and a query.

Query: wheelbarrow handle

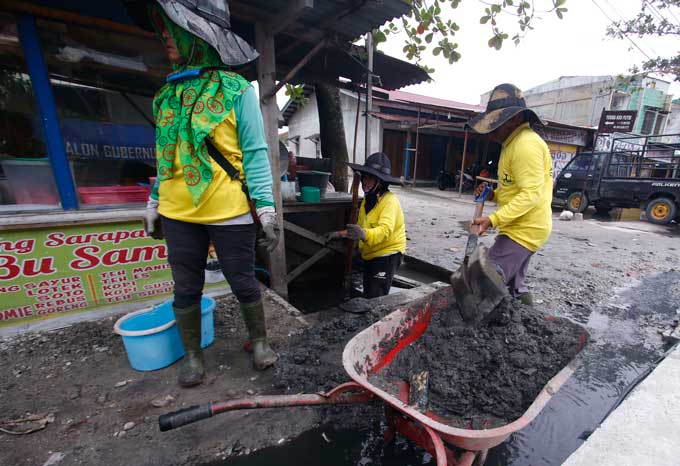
[159,403,213,432]
[158,382,374,432]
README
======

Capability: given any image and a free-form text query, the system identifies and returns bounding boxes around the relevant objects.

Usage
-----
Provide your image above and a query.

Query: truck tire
[645,198,677,225]
[566,192,588,214]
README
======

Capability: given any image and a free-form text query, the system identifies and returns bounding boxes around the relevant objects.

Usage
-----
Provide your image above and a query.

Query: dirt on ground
[371,298,587,428]
[0,291,319,466]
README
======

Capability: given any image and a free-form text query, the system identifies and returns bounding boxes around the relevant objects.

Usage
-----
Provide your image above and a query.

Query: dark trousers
[161,216,261,309]
[361,253,402,299]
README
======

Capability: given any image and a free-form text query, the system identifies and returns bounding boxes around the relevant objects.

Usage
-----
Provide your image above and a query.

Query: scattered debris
[114,380,129,388]
[559,210,574,221]
[0,413,55,435]
[123,422,135,431]
[573,213,584,221]
[150,395,175,408]
[321,432,331,443]
[41,452,65,466]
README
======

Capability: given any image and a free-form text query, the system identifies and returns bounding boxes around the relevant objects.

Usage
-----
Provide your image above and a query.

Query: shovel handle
[159,403,213,432]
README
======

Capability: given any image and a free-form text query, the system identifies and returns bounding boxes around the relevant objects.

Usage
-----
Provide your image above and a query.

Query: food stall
[0,0,428,334]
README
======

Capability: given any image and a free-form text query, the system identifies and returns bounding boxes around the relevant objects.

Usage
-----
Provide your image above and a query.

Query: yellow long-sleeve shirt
[357,191,406,260]
[488,123,553,252]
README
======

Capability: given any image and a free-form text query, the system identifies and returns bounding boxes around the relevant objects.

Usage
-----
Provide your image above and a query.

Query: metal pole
[413,107,420,187]
[365,32,373,161]
[458,129,469,195]
[17,14,78,209]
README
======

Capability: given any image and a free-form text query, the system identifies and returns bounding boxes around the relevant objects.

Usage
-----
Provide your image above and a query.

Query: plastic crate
[78,186,150,205]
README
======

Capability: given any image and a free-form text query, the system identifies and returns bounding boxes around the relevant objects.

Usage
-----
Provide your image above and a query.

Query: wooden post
[256,23,288,299]
[458,128,469,196]
[413,107,421,187]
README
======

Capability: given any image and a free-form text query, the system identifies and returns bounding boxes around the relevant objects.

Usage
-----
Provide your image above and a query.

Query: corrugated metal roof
[237,0,411,41]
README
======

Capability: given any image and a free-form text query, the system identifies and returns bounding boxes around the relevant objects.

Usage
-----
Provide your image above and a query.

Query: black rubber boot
[241,300,277,370]
[173,304,205,387]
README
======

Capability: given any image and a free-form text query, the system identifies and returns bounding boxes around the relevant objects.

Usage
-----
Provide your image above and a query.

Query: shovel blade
[450,245,508,324]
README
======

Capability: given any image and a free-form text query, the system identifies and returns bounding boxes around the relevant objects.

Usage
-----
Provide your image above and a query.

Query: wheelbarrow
[158,286,589,466]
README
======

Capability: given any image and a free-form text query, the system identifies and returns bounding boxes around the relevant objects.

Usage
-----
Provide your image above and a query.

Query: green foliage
[379,0,567,72]
[605,0,680,80]
[284,83,308,106]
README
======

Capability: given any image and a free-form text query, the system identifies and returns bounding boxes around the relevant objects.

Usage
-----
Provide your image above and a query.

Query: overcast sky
[277,0,679,109]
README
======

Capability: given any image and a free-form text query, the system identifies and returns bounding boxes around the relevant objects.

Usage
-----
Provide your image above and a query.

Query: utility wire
[648,1,680,27]
[591,0,654,61]
[603,0,659,56]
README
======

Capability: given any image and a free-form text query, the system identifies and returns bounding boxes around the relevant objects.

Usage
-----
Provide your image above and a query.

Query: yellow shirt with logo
[358,191,406,260]
[488,123,553,252]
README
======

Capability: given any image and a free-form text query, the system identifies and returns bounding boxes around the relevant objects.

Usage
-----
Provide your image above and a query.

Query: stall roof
[6,0,428,94]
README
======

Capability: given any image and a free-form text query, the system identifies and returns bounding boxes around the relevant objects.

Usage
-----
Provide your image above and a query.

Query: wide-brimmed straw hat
[467,83,545,135]
[348,152,402,184]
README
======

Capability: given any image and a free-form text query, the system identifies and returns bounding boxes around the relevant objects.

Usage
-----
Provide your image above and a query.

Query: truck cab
[554,135,680,224]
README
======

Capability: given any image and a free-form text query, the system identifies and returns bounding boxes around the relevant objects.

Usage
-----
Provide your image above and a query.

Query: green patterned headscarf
[149,5,250,206]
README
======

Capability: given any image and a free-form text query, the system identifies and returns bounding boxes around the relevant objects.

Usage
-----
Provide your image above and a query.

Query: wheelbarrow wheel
[472,449,488,466]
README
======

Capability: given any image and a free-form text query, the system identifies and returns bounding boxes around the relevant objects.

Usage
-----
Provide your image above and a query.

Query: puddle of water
[207,272,680,466]
[207,424,434,466]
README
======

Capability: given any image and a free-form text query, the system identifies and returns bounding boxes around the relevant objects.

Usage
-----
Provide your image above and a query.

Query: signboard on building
[61,118,155,162]
[547,142,578,179]
[0,221,223,328]
[536,127,588,147]
[598,110,638,134]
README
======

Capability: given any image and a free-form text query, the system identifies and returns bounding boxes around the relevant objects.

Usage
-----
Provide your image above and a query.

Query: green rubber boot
[518,292,534,306]
[241,300,277,370]
[173,304,205,387]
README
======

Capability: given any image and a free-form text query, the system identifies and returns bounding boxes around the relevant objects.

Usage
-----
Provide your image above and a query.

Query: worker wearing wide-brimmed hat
[136,0,278,387]
[467,83,553,305]
[326,153,406,298]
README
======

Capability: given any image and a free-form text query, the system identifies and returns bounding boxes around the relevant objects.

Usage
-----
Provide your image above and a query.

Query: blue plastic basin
[114,296,215,371]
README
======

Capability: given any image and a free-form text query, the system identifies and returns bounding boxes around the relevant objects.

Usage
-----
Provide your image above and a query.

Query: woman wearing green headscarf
[142,4,278,387]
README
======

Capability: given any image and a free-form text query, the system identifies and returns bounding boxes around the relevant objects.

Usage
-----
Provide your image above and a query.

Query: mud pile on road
[371,299,587,428]
[274,306,390,394]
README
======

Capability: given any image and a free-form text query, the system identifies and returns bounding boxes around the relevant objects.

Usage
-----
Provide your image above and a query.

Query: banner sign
[0,221,222,328]
[536,127,588,147]
[597,110,638,134]
[60,118,155,162]
[547,142,578,179]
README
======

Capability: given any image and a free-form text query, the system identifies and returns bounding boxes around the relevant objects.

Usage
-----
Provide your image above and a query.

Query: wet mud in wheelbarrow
[368,293,589,428]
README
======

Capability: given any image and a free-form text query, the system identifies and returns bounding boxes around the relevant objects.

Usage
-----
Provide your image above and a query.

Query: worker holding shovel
[137,1,278,387]
[466,83,553,305]
[326,153,406,298]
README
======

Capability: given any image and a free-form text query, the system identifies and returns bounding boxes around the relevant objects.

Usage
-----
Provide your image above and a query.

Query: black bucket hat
[467,83,545,135]
[348,152,402,184]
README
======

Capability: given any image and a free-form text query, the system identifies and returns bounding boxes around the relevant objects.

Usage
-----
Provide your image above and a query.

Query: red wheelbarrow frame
[159,286,589,466]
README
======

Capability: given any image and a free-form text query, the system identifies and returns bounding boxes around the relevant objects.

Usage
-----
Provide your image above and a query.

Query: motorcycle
[436,170,457,191]
[454,168,476,193]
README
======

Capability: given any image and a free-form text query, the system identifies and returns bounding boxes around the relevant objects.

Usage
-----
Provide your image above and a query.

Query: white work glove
[257,206,280,252]
[143,199,163,240]
[346,224,366,241]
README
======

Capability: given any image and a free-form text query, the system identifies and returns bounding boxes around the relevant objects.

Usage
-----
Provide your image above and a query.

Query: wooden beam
[286,248,331,283]
[283,220,345,255]
[267,0,314,36]
[2,0,154,37]
[267,38,327,99]
[256,22,288,298]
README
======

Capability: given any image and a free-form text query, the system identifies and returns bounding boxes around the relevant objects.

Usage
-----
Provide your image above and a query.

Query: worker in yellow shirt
[139,2,277,387]
[326,153,406,298]
[467,83,553,305]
